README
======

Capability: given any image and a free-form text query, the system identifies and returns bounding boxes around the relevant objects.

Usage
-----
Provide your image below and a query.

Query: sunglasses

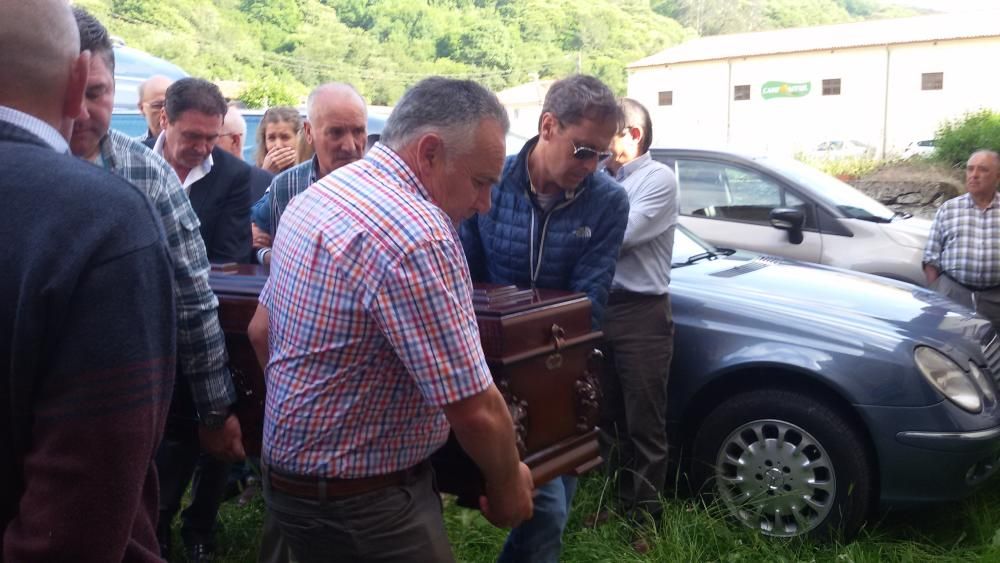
[571,141,611,161]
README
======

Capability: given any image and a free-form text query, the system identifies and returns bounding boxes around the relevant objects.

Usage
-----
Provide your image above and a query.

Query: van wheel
[690,389,873,539]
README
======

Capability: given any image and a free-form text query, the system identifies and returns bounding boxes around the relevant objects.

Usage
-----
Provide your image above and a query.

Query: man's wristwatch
[201,407,231,430]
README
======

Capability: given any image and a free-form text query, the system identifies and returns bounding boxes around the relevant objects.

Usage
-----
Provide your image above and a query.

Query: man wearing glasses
[460,74,629,563]
[136,75,172,142]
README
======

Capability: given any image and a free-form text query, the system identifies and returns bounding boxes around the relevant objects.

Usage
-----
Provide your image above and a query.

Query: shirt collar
[962,191,1000,210]
[308,154,320,184]
[605,151,651,183]
[365,143,432,203]
[152,131,213,175]
[524,140,579,202]
[97,133,118,171]
[0,105,69,153]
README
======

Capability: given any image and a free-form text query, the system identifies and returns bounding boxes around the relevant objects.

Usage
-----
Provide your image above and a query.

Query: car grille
[982,331,1000,385]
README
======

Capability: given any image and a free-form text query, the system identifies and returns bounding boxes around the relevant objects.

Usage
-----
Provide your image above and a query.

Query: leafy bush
[933,109,1000,168]
[237,79,299,109]
[794,154,887,180]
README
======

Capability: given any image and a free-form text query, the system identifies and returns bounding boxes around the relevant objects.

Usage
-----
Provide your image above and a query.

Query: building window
[733,84,750,101]
[822,78,841,96]
[922,72,943,90]
[658,91,673,106]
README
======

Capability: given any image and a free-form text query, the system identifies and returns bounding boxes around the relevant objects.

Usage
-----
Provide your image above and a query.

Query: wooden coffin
[208,266,603,497]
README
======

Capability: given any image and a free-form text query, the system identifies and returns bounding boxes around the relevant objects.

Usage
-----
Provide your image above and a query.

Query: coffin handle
[550,323,566,351]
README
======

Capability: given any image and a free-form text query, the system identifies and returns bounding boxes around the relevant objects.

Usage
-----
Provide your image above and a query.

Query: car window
[677,159,814,228]
[762,156,895,222]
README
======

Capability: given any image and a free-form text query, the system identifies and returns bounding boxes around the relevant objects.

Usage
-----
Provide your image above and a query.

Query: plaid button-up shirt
[260,144,493,478]
[100,129,236,415]
[249,157,318,235]
[923,192,1000,288]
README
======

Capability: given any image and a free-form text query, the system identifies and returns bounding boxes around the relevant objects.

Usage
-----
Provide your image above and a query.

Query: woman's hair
[296,127,314,164]
[254,106,302,167]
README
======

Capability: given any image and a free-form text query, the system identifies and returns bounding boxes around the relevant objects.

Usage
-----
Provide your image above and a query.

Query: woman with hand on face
[254,106,302,174]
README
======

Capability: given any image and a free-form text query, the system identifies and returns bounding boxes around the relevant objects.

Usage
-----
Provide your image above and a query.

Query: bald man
[137,74,172,141]
[249,83,367,264]
[217,105,247,159]
[924,149,1000,329]
[0,0,176,560]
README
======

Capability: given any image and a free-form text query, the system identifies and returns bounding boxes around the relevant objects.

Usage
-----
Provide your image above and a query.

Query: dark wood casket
[208,265,603,500]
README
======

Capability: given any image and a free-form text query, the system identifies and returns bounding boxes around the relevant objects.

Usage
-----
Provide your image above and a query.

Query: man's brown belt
[268,468,408,499]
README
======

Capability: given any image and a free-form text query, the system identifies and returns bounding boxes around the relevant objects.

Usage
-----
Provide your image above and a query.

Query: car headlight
[914,346,982,413]
[970,363,996,403]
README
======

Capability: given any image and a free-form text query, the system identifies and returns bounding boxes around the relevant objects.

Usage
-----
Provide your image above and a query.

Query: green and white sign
[761,81,811,100]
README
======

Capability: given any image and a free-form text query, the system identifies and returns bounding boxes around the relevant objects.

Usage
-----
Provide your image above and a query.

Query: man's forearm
[445,386,521,487]
[924,263,941,284]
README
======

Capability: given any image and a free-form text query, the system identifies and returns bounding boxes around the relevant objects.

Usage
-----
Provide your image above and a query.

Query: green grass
[192,472,1000,562]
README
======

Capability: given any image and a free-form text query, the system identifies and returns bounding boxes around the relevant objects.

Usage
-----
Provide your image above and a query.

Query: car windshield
[672,225,724,267]
[761,157,896,222]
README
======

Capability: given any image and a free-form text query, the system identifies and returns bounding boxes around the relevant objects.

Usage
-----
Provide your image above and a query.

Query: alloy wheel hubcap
[714,419,836,537]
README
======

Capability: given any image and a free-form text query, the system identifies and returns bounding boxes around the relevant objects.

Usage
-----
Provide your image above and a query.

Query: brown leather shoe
[584,509,612,528]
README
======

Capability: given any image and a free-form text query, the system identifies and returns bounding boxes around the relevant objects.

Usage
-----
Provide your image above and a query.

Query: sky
[889,0,999,12]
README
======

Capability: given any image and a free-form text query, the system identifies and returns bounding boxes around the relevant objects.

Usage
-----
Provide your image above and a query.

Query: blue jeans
[498,475,577,563]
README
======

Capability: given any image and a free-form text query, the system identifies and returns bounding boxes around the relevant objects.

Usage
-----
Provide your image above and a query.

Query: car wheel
[690,389,873,539]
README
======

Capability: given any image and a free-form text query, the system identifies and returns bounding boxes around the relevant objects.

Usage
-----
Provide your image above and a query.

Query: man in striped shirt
[249,83,368,265]
[248,78,533,562]
[923,149,1000,329]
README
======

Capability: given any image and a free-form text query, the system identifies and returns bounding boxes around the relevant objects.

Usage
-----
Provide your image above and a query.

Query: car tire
[690,388,873,540]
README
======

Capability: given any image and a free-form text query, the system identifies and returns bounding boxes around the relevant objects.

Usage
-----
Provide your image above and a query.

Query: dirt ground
[848,160,964,219]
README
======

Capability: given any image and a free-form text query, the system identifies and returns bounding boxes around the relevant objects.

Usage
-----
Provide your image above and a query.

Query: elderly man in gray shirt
[595,98,677,551]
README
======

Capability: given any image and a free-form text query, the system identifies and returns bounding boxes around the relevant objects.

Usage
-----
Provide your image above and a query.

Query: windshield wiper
[674,248,735,267]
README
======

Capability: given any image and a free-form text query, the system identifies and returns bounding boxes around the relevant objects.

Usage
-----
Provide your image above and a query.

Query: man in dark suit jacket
[0,1,176,560]
[144,77,251,560]
[145,78,252,264]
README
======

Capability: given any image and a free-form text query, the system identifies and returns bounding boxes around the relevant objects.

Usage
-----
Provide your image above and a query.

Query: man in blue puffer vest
[461,74,629,563]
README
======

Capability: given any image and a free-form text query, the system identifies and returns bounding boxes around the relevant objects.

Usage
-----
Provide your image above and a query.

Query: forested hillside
[75,0,912,106]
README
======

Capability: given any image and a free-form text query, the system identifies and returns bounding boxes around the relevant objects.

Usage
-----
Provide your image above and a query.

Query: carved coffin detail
[575,349,603,434]
[497,379,528,459]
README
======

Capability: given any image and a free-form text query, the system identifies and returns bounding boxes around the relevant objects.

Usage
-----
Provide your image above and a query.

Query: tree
[240,0,302,33]
[238,78,299,109]
[934,110,1000,168]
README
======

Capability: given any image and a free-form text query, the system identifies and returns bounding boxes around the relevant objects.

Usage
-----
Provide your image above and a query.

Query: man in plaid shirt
[923,149,1000,328]
[248,78,533,562]
[70,9,243,560]
[249,83,369,266]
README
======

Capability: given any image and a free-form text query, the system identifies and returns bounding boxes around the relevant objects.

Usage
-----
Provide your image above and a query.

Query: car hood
[672,253,990,358]
[880,216,931,249]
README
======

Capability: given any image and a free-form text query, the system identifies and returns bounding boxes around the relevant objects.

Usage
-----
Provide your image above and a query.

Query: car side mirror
[769,207,805,245]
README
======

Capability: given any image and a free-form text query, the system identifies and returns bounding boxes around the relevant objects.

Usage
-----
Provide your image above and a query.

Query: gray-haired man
[249,83,367,265]
[248,78,534,562]
[923,149,1000,329]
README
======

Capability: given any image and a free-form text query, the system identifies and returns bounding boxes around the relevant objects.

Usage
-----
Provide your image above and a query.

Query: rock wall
[846,163,964,219]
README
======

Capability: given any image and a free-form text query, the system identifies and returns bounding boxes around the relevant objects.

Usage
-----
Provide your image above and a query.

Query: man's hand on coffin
[199,413,246,462]
[251,222,273,249]
[480,460,534,528]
